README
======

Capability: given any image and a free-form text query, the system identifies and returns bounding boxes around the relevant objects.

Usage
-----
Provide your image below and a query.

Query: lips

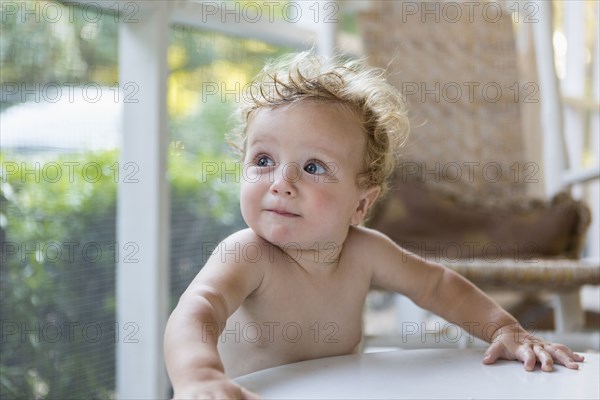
[266,208,300,217]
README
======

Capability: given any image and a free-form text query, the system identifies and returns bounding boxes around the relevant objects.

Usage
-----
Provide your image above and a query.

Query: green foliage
[0,1,119,111]
[0,150,243,398]
[1,151,119,398]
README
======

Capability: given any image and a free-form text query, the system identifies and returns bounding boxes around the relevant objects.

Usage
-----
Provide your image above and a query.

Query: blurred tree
[0,1,119,111]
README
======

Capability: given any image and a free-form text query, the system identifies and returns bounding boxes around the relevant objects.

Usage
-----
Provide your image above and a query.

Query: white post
[315,0,337,57]
[562,0,586,199]
[117,2,170,398]
[586,2,600,259]
[292,0,337,57]
[533,1,567,198]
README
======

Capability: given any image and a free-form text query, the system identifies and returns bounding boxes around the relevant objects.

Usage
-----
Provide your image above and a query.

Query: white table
[234,348,599,399]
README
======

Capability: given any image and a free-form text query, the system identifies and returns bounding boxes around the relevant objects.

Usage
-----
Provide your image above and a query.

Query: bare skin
[164,101,584,399]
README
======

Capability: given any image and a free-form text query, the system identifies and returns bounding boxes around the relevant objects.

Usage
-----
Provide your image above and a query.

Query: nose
[270,177,297,197]
[270,164,299,197]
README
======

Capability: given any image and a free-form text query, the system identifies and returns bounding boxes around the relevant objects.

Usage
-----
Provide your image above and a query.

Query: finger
[517,346,537,371]
[552,344,585,363]
[533,345,553,372]
[483,341,510,365]
[550,347,581,370]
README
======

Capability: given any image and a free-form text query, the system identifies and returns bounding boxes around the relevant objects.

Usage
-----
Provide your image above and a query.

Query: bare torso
[217,228,373,377]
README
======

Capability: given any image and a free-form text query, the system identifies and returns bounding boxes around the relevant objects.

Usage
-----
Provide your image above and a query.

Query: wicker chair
[358,1,599,342]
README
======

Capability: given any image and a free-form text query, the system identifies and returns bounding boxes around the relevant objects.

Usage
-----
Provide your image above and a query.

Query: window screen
[1,2,119,398]
[1,2,291,397]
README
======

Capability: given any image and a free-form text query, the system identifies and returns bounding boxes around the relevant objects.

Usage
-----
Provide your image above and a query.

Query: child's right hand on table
[482,323,584,372]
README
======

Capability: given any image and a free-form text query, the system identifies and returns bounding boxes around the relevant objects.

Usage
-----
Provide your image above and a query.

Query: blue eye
[256,155,274,167]
[304,161,327,175]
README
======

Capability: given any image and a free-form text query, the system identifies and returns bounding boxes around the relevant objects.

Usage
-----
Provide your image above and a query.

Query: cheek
[240,179,268,221]
[313,183,360,215]
[240,181,257,207]
[308,185,348,213]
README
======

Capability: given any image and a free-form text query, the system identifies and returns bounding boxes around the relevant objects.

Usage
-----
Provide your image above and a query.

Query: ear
[350,186,381,226]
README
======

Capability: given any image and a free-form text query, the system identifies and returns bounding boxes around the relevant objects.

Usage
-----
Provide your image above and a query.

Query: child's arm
[164,231,263,399]
[367,228,584,372]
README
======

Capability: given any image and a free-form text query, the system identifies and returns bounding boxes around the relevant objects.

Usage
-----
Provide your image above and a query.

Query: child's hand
[482,324,585,372]
[173,369,260,400]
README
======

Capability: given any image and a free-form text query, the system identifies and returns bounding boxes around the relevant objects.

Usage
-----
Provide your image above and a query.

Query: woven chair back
[359,1,530,206]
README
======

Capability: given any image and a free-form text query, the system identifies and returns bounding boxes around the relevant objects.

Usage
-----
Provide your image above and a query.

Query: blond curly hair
[228,51,409,196]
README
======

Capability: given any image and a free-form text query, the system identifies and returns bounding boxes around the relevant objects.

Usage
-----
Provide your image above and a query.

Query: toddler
[164,51,583,399]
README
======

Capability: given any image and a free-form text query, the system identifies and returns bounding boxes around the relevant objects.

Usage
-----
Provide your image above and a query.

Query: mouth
[266,209,300,217]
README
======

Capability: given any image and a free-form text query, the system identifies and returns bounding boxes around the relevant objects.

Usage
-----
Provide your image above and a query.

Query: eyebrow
[246,134,271,147]
[245,135,281,154]
[247,132,342,161]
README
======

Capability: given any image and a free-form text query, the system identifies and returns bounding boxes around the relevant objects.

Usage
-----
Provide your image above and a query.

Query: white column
[533,1,567,198]
[315,0,337,57]
[117,2,170,398]
[586,2,600,259]
[562,0,586,199]
[292,0,337,57]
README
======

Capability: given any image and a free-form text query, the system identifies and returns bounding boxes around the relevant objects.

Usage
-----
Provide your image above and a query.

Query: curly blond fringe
[227,51,409,196]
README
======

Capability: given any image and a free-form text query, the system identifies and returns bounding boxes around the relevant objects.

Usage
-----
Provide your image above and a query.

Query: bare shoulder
[341,226,396,273]
[348,225,446,302]
[184,228,272,303]
[203,228,275,274]
[345,225,396,251]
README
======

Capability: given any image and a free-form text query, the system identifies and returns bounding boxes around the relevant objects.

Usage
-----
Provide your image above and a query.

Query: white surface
[234,349,599,399]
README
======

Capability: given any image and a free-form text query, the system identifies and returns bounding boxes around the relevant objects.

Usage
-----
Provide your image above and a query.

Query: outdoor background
[1,0,598,398]
[0,1,298,396]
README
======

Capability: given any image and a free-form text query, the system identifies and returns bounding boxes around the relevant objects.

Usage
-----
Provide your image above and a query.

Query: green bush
[0,149,242,398]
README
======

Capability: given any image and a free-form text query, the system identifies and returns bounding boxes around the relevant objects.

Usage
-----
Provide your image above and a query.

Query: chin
[261,230,298,247]
[257,228,306,249]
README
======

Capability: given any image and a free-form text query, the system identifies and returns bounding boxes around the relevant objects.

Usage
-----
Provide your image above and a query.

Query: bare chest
[219,268,370,377]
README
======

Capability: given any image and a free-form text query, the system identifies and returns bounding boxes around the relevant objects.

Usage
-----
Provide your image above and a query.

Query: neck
[279,242,343,274]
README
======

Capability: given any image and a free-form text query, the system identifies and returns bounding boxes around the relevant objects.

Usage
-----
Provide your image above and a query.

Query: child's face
[240,100,375,249]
